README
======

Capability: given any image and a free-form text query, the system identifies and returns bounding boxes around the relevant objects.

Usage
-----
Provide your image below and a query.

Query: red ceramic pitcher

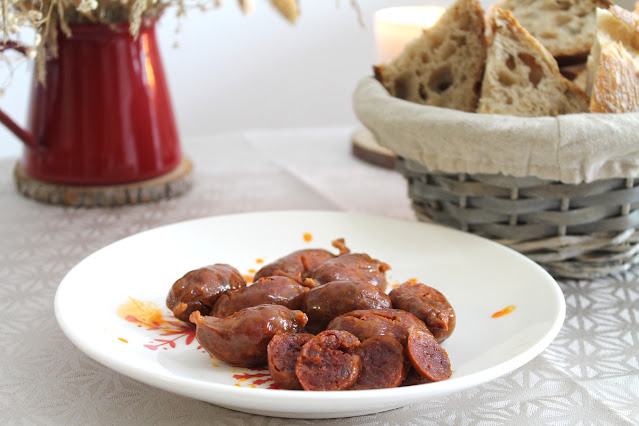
[0,19,182,185]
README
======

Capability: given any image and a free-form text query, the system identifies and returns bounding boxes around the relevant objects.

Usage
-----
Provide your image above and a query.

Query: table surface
[1,126,638,425]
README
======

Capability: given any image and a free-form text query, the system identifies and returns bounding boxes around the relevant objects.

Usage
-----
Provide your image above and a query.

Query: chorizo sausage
[253,238,350,284]
[349,336,408,390]
[190,305,308,367]
[300,281,392,334]
[400,369,430,387]
[295,330,362,391]
[406,328,452,382]
[306,253,391,291]
[327,308,429,346]
[211,276,308,318]
[389,281,456,343]
[266,333,314,390]
[166,264,247,323]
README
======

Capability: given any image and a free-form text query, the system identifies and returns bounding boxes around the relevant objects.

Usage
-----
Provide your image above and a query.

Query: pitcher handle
[0,41,40,150]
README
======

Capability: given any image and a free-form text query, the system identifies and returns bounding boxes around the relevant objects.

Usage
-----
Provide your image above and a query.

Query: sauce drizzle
[303,233,313,242]
[492,305,516,318]
[117,297,164,325]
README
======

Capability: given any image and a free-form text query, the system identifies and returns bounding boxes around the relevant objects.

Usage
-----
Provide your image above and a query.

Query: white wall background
[0,0,635,159]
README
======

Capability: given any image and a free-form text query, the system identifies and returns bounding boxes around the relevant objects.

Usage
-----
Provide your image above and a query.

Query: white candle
[374,6,445,63]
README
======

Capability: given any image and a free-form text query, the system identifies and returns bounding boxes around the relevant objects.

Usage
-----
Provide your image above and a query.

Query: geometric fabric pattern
[1,128,637,424]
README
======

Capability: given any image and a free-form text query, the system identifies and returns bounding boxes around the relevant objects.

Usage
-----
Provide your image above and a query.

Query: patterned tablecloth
[1,127,637,425]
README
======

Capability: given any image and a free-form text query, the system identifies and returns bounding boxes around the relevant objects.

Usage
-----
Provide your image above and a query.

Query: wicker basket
[353,77,639,279]
[397,157,639,279]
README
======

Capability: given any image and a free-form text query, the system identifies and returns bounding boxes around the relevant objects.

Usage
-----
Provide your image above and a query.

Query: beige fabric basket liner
[353,77,639,184]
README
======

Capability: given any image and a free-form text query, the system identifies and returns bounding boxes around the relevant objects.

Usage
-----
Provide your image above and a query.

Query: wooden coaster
[14,156,193,207]
[351,127,396,169]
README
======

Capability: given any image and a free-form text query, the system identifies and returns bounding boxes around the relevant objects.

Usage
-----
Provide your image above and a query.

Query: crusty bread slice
[594,5,639,45]
[492,0,612,63]
[590,41,639,112]
[586,5,639,96]
[373,0,486,112]
[477,8,589,116]
[586,6,639,112]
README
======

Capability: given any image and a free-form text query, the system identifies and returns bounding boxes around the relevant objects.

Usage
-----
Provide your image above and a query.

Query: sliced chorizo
[267,333,314,390]
[349,336,408,390]
[327,308,429,346]
[400,369,430,387]
[211,276,308,317]
[406,328,452,382]
[190,305,308,367]
[306,253,391,291]
[295,330,361,391]
[300,281,392,334]
[389,281,456,343]
[253,238,350,284]
[166,264,247,323]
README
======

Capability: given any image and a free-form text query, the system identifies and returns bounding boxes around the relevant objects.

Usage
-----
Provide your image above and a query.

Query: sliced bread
[587,6,639,112]
[477,8,590,116]
[590,41,639,112]
[492,0,612,63]
[373,0,486,112]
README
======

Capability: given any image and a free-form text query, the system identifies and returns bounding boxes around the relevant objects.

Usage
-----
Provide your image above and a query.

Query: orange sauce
[256,258,264,264]
[408,278,418,283]
[248,268,256,274]
[303,233,313,242]
[243,274,254,284]
[492,305,516,318]
[118,338,129,343]
[117,297,164,325]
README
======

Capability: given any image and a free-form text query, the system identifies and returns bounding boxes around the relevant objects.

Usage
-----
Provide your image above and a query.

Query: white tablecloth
[1,127,638,424]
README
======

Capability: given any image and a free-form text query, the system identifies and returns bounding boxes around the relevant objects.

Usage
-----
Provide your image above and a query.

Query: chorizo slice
[327,308,429,346]
[190,305,308,367]
[295,330,362,391]
[300,281,392,334]
[349,336,408,390]
[166,264,247,323]
[211,276,308,318]
[253,238,350,284]
[406,328,452,382]
[389,281,456,343]
[267,333,314,390]
[306,253,391,291]
[400,369,431,387]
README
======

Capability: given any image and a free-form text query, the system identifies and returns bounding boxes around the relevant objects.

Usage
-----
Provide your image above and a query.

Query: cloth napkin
[353,77,639,184]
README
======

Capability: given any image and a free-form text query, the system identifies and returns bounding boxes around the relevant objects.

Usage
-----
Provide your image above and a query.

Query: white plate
[55,211,565,419]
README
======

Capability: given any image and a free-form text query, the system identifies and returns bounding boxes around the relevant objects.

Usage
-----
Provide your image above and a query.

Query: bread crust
[608,4,639,39]
[588,6,639,113]
[590,41,639,113]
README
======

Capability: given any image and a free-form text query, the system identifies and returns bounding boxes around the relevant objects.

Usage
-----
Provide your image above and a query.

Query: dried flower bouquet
[0,0,300,82]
